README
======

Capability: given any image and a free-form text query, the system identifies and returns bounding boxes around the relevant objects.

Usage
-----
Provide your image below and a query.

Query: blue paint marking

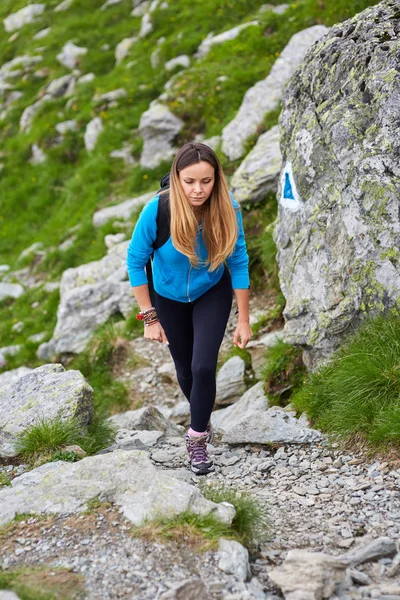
[283,172,295,200]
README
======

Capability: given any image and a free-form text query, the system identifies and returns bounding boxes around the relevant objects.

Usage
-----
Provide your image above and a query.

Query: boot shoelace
[187,436,209,463]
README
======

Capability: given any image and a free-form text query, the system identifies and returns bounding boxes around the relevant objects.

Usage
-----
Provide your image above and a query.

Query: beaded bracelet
[144,318,159,327]
[136,307,159,326]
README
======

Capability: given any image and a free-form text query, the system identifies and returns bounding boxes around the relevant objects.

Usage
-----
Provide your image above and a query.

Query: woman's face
[179,160,215,208]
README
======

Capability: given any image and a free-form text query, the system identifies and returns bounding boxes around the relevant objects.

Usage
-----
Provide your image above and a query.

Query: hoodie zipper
[187,265,192,302]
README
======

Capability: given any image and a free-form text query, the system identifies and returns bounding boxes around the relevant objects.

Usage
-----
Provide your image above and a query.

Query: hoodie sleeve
[126,196,159,286]
[226,195,250,289]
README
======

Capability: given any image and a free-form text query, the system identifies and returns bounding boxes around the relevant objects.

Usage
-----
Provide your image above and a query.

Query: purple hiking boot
[185,433,215,476]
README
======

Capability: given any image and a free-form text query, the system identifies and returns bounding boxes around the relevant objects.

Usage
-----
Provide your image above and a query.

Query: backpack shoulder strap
[153,183,170,250]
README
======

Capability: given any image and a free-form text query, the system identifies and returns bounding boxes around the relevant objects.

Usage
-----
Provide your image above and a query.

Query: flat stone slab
[0,450,235,527]
[222,405,321,445]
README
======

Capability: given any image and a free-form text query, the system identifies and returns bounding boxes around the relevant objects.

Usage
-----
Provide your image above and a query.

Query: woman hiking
[126,142,251,475]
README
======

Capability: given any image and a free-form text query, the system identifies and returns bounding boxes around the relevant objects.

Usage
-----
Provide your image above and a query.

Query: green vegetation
[292,310,400,446]
[242,194,280,293]
[262,339,306,404]
[251,294,285,336]
[0,472,12,487]
[0,566,84,600]
[201,482,269,549]
[132,483,268,551]
[70,318,139,416]
[81,496,112,515]
[0,0,379,373]
[14,414,116,463]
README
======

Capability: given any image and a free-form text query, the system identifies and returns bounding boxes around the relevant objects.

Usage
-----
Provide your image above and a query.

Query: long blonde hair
[168,142,238,271]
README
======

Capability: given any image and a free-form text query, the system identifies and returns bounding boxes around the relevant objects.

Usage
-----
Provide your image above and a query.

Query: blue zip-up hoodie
[126,193,250,303]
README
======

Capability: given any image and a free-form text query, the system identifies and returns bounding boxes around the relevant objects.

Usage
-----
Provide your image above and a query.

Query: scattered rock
[33,27,51,40]
[92,190,155,227]
[84,117,103,151]
[222,406,321,445]
[195,22,259,59]
[37,241,134,357]
[139,12,153,37]
[230,125,282,202]
[54,0,74,11]
[221,25,328,160]
[55,119,78,134]
[165,55,190,71]
[139,102,183,169]
[115,37,138,65]
[269,549,349,600]
[56,42,88,70]
[108,406,181,437]
[29,143,46,164]
[212,382,268,433]
[3,4,45,33]
[0,283,24,302]
[217,539,250,582]
[159,578,211,599]
[215,356,246,406]
[94,88,127,103]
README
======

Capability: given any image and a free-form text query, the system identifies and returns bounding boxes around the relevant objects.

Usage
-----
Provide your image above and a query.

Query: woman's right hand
[144,322,169,344]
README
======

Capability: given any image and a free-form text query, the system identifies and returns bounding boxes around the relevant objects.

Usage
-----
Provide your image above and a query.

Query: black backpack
[145,173,171,305]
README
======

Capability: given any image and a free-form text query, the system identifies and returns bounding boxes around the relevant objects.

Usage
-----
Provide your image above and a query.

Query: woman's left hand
[233,321,253,349]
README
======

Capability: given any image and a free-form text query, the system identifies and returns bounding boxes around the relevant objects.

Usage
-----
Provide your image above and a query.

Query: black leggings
[154,268,233,432]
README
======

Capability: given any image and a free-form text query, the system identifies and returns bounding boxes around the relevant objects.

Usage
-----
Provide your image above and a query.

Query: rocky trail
[1,297,400,600]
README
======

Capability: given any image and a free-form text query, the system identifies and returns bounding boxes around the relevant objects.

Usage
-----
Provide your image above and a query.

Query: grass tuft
[262,339,306,404]
[14,414,116,463]
[131,483,268,552]
[201,482,269,548]
[292,310,400,446]
[14,416,83,458]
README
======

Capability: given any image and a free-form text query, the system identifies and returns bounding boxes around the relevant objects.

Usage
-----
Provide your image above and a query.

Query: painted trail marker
[279,162,302,212]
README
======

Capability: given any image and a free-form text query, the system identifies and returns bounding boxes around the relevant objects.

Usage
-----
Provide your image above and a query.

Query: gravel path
[1,295,399,600]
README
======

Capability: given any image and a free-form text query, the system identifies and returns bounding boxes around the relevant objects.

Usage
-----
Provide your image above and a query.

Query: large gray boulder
[139,102,183,169]
[0,450,235,527]
[230,125,282,203]
[0,364,94,458]
[274,1,400,368]
[37,241,134,358]
[221,25,328,161]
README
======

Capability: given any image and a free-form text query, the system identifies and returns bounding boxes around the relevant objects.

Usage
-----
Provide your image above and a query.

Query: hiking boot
[205,420,214,444]
[185,433,215,476]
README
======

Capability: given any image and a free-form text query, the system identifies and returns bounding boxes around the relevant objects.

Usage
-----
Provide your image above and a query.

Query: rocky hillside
[0,0,380,372]
[2,2,400,600]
